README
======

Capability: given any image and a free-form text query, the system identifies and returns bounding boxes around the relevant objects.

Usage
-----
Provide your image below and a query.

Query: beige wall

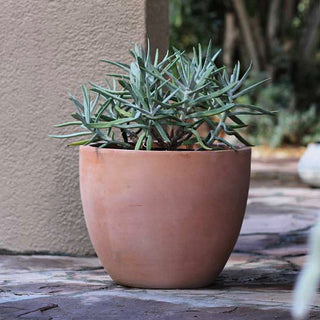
[0,0,168,255]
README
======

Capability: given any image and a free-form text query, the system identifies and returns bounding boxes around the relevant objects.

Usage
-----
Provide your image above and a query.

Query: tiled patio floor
[1,159,320,319]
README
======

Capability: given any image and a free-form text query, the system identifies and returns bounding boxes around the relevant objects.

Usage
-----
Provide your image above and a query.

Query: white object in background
[292,218,320,319]
[298,142,320,187]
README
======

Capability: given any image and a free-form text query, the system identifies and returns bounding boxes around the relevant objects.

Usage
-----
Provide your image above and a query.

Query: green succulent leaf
[186,103,234,119]
[232,78,270,99]
[214,137,238,151]
[187,128,212,150]
[54,121,83,128]
[153,121,170,143]
[146,134,153,150]
[135,132,146,150]
[81,85,91,123]
[68,139,92,146]
[100,59,130,72]
[49,131,92,139]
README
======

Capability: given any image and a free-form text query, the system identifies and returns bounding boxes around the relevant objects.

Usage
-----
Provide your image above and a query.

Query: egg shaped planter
[80,145,251,288]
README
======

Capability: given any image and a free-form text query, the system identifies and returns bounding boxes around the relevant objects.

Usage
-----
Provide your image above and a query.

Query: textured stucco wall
[0,0,168,255]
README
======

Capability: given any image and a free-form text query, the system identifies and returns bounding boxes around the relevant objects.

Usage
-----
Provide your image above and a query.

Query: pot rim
[80,144,251,155]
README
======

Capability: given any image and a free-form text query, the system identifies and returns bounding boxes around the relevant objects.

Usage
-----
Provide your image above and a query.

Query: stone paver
[252,158,299,177]
[251,157,302,188]
[1,159,320,319]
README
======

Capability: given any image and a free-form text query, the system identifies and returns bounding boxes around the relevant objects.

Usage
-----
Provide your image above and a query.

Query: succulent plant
[51,42,274,150]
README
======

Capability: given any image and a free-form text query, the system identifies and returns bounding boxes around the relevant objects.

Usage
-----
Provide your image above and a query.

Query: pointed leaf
[153,121,170,143]
[81,85,91,123]
[49,131,92,139]
[186,103,234,119]
[146,134,153,150]
[54,121,82,128]
[214,137,237,151]
[187,128,212,150]
[135,132,146,150]
[232,78,270,99]
[100,59,130,72]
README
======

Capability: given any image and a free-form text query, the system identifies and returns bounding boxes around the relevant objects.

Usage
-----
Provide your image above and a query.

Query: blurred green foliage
[170,0,225,53]
[238,78,320,147]
[169,0,320,147]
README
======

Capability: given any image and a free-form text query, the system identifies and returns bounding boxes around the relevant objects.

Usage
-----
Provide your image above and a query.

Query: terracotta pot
[80,145,251,288]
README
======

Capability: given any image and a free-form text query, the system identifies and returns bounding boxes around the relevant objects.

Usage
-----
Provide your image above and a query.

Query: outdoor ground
[1,150,320,320]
